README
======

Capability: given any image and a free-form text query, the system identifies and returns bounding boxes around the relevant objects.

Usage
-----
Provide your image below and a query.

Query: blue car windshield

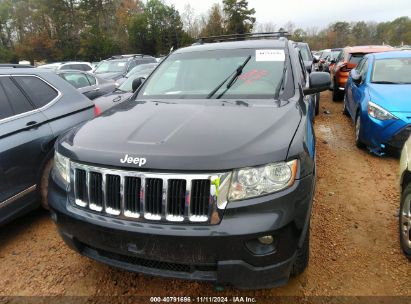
[372,58,411,84]
[137,48,287,99]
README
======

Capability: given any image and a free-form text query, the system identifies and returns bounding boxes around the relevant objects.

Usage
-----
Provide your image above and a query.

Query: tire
[400,184,411,260]
[39,158,54,210]
[343,94,349,116]
[355,114,365,148]
[332,83,343,101]
[291,222,310,277]
[315,93,320,116]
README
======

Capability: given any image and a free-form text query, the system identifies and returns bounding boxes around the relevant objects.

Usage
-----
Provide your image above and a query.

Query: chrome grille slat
[70,162,230,225]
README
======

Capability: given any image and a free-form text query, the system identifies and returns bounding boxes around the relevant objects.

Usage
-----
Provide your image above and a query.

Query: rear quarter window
[14,76,59,108]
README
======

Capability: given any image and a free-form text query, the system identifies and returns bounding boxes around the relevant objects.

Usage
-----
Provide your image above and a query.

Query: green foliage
[129,0,185,56]
[200,4,225,37]
[223,0,255,34]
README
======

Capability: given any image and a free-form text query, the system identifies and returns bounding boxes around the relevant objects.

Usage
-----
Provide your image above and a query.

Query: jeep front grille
[70,162,231,225]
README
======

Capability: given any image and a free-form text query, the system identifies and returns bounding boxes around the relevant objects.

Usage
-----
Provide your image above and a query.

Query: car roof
[175,39,288,54]
[344,45,394,53]
[371,50,411,59]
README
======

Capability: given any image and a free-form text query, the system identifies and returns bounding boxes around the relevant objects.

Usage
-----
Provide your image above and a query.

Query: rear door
[0,76,54,204]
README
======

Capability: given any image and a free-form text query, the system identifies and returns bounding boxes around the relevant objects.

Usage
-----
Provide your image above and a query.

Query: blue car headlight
[367,101,397,121]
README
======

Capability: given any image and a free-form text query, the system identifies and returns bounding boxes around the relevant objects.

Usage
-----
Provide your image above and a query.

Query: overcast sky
[164,0,411,29]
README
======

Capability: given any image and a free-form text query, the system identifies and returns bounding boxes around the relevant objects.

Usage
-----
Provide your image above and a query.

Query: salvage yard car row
[0,32,410,290]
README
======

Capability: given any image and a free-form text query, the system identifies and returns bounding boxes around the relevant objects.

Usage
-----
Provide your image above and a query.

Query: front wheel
[400,184,411,260]
[355,114,365,148]
[39,159,54,209]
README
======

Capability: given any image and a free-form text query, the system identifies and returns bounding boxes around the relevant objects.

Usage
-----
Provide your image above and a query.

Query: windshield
[372,58,411,84]
[94,60,128,74]
[320,51,331,59]
[137,48,287,99]
[330,51,341,60]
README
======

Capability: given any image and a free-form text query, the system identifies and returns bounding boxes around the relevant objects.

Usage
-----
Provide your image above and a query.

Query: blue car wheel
[355,115,365,148]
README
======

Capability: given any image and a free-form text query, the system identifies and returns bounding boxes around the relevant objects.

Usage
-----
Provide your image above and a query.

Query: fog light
[245,235,277,255]
[258,235,274,245]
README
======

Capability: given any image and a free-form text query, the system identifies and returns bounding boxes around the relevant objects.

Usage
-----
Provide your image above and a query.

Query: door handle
[26,121,38,127]
[92,87,100,91]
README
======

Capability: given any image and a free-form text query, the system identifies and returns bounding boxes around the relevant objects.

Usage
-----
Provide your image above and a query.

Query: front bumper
[360,112,410,151]
[48,174,314,289]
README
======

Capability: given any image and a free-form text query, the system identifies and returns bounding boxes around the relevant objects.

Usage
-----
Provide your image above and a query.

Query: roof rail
[196,31,291,44]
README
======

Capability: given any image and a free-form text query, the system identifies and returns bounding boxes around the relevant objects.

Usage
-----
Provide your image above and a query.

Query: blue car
[344,50,411,155]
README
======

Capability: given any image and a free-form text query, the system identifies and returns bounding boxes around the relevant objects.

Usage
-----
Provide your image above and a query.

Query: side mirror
[132,77,145,92]
[313,56,319,63]
[351,70,362,85]
[330,59,336,64]
[303,72,331,95]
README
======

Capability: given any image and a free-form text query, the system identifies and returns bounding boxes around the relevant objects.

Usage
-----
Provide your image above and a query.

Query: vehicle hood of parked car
[59,99,301,171]
[94,71,123,80]
[368,83,411,112]
[93,90,134,112]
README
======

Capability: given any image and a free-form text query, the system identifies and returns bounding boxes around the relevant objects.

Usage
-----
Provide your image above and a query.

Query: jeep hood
[60,100,301,171]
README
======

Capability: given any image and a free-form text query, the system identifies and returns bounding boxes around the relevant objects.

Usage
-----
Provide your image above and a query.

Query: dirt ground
[0,91,410,299]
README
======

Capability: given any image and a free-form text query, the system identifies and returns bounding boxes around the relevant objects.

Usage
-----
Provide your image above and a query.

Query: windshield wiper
[274,61,287,100]
[206,55,252,99]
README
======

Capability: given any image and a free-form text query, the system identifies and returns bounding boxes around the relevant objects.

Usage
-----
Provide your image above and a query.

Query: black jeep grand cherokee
[49,33,330,289]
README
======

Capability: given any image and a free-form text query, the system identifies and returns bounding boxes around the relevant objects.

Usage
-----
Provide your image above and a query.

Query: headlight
[228,160,298,201]
[53,151,70,187]
[368,101,396,120]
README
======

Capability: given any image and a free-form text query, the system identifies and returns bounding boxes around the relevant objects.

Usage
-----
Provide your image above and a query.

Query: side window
[297,52,307,85]
[355,58,365,72]
[61,72,90,89]
[86,74,96,85]
[0,77,34,115]
[359,59,369,82]
[14,76,59,108]
[0,84,14,120]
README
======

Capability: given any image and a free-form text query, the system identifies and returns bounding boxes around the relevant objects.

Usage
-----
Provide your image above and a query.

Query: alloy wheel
[401,194,411,249]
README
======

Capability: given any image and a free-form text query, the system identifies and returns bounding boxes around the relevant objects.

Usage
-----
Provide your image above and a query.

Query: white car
[38,61,93,72]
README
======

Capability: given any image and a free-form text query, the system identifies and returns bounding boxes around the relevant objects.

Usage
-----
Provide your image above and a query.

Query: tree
[222,0,255,34]
[201,3,225,37]
[129,0,186,56]
[293,28,306,42]
[329,21,351,47]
